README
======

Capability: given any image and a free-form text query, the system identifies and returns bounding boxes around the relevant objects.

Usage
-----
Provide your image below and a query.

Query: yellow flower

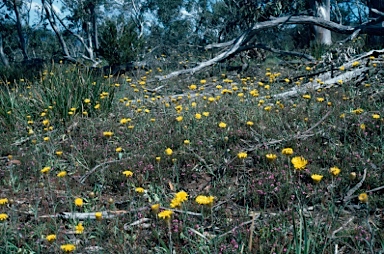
[291,156,308,170]
[120,118,129,124]
[74,198,83,207]
[43,137,50,142]
[305,66,311,71]
[195,195,215,205]
[264,106,272,111]
[151,204,160,214]
[57,171,67,178]
[329,167,341,176]
[237,152,247,159]
[284,78,290,83]
[311,174,323,183]
[165,148,173,156]
[175,191,188,202]
[316,97,325,102]
[94,103,100,109]
[184,140,190,145]
[0,198,8,205]
[281,148,293,155]
[352,108,364,114]
[158,210,173,221]
[360,123,366,130]
[55,151,63,156]
[122,170,133,178]
[200,79,207,84]
[302,94,311,99]
[103,131,114,137]
[175,105,183,113]
[339,113,345,118]
[84,98,91,104]
[0,213,8,221]
[135,187,145,194]
[115,147,123,152]
[349,172,356,180]
[155,157,161,162]
[189,84,197,90]
[195,113,202,119]
[246,121,254,126]
[352,61,360,67]
[93,212,102,221]
[75,223,84,234]
[46,234,56,243]
[339,66,345,71]
[41,166,50,174]
[42,119,50,126]
[358,193,368,203]
[218,122,227,128]
[176,116,183,122]
[372,114,380,119]
[60,244,76,253]
[266,153,277,161]
[202,112,210,117]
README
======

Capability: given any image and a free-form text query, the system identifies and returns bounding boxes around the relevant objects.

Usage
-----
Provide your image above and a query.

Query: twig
[217,212,263,239]
[165,207,202,216]
[302,110,333,134]
[331,217,354,238]
[79,159,128,184]
[343,168,367,203]
[187,227,209,241]
[248,212,257,252]
[243,132,317,152]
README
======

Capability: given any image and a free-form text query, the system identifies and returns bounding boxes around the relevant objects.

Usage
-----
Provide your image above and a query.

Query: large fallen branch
[149,15,383,88]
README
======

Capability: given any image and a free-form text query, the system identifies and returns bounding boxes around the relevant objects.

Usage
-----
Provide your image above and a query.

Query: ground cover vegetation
[1,0,384,253]
[0,40,383,253]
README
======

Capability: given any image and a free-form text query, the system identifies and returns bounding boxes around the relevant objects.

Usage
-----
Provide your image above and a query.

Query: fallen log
[148,15,384,89]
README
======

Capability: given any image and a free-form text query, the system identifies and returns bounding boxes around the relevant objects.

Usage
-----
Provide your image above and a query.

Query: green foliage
[98,19,143,65]
[1,15,384,254]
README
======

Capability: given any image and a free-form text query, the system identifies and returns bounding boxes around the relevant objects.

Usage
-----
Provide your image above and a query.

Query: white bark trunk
[0,34,10,67]
[313,0,332,45]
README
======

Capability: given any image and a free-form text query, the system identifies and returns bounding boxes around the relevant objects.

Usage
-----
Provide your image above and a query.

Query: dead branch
[79,158,129,184]
[149,15,383,88]
[343,168,367,203]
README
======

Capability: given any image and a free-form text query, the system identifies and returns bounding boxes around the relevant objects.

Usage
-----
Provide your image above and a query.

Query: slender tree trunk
[0,34,10,67]
[12,0,29,59]
[90,3,99,50]
[311,0,332,45]
[42,0,74,61]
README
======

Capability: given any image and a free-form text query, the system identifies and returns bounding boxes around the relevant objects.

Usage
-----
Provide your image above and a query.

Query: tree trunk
[42,0,75,62]
[367,0,384,47]
[12,0,29,60]
[0,34,10,67]
[311,0,332,45]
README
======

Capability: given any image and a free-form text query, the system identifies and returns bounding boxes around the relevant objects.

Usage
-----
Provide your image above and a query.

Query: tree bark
[42,0,75,62]
[310,0,332,45]
[12,0,29,60]
[0,34,10,67]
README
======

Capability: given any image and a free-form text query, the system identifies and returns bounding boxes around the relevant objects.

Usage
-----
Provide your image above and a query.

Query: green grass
[0,56,383,254]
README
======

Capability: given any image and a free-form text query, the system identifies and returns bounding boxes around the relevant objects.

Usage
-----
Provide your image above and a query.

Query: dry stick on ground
[343,168,367,203]
[331,217,355,238]
[248,211,258,252]
[79,158,129,184]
